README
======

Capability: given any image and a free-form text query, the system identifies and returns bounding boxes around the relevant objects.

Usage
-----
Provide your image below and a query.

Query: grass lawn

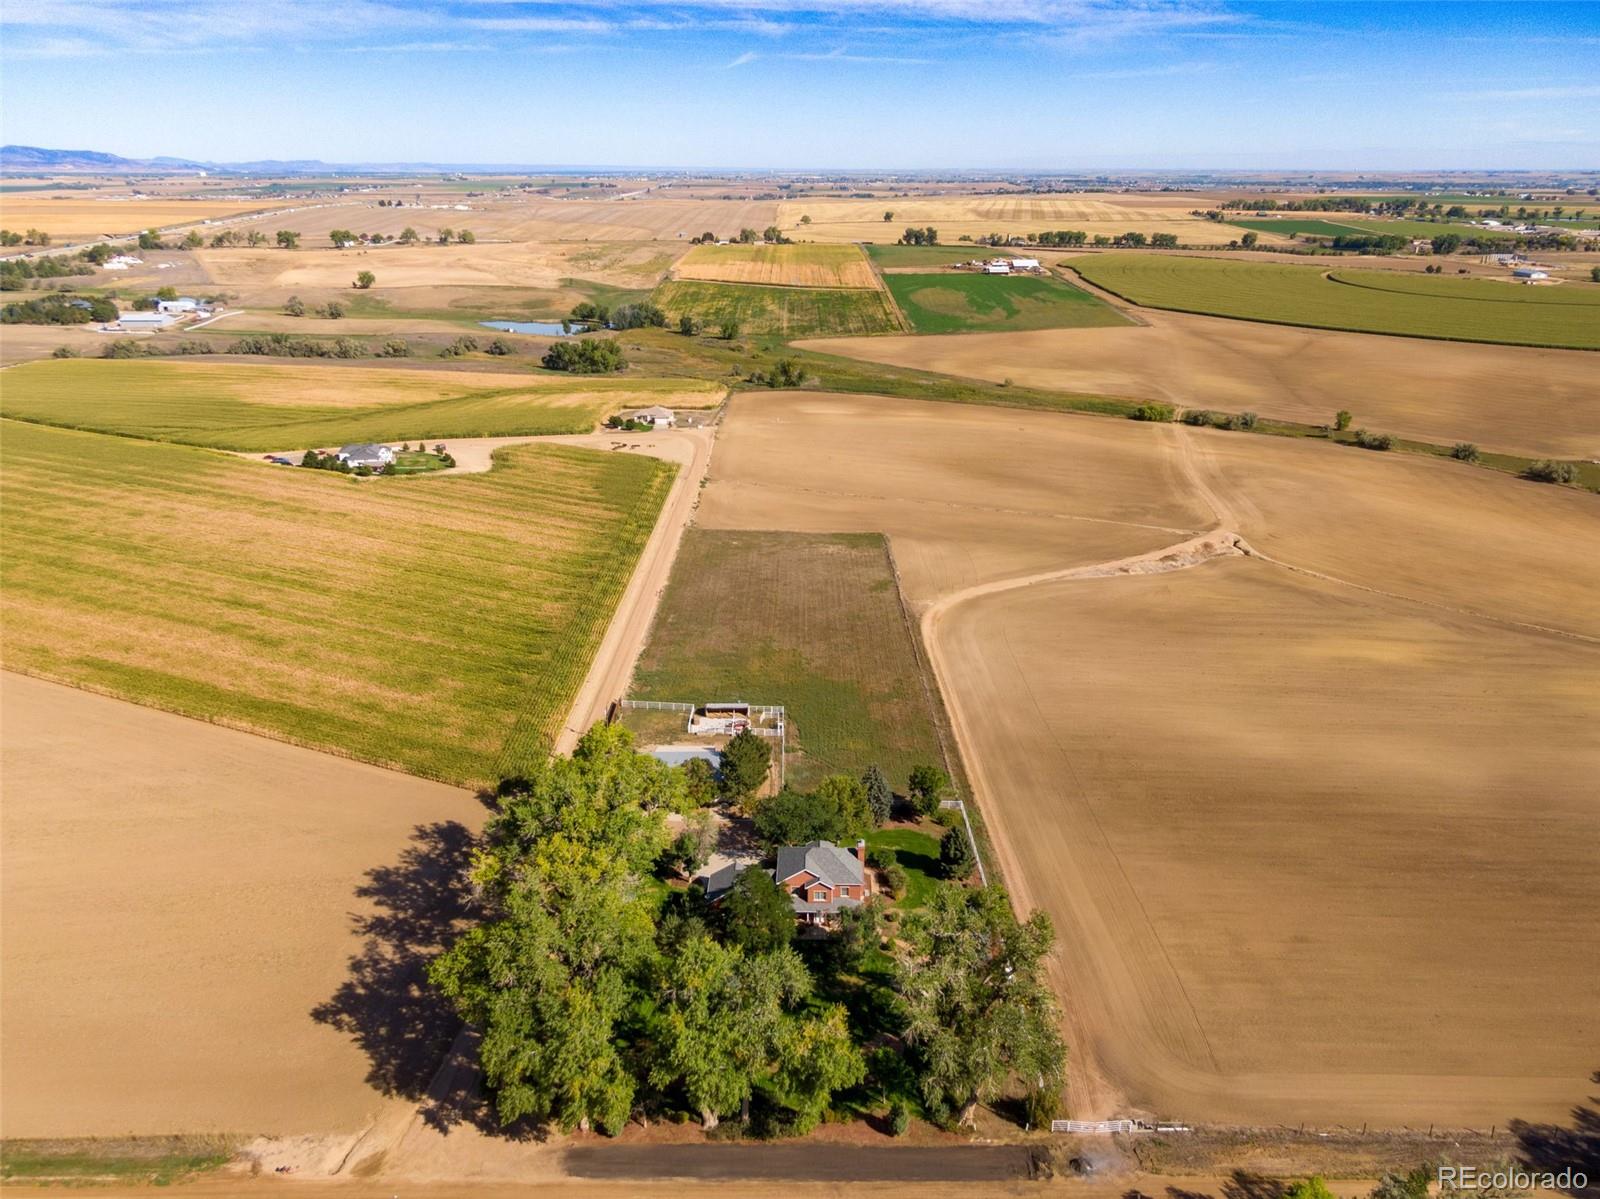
[0,1137,236,1186]
[627,530,949,792]
[342,280,652,325]
[652,280,901,337]
[675,243,878,289]
[866,826,943,909]
[883,271,1131,334]
[1070,253,1600,350]
[392,449,451,474]
[0,358,721,451]
[0,420,674,786]
[863,243,979,268]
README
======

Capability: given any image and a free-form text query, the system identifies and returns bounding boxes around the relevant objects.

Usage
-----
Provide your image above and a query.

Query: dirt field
[700,392,1600,1128]
[695,392,1209,605]
[0,672,482,1138]
[777,194,1232,246]
[799,308,1600,459]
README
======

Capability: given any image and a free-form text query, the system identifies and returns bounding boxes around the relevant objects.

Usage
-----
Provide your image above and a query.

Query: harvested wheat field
[0,195,278,241]
[800,309,1600,459]
[672,242,879,289]
[696,392,1209,604]
[0,672,482,1138]
[701,393,1600,1127]
[0,420,674,784]
[1,358,720,450]
[776,195,1231,246]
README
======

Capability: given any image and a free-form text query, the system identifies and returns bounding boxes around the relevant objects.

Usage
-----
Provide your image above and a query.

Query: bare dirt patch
[0,673,481,1138]
[800,309,1600,460]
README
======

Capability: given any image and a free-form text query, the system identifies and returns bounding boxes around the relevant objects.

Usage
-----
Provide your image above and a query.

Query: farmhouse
[699,839,871,927]
[335,443,396,469]
[776,840,870,924]
[629,405,676,428]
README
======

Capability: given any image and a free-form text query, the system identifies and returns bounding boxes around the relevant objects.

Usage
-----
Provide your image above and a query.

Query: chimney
[853,839,866,863]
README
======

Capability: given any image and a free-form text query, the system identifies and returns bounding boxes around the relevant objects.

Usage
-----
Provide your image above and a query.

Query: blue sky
[2,1,1596,169]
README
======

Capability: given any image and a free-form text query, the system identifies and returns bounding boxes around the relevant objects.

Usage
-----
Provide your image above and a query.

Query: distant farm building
[629,405,676,428]
[982,261,1012,275]
[689,702,753,735]
[336,443,396,469]
[1009,257,1042,271]
[1512,268,1550,282]
[156,297,199,314]
[115,311,173,331]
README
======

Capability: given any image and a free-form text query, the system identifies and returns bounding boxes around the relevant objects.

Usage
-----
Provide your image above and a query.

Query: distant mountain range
[0,144,639,176]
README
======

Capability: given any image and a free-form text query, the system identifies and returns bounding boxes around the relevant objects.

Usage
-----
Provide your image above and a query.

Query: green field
[1070,254,1600,350]
[0,1138,235,1187]
[1225,218,1366,238]
[626,530,949,791]
[883,271,1132,335]
[0,420,674,785]
[1345,218,1515,241]
[0,359,718,451]
[863,243,979,268]
[652,280,900,336]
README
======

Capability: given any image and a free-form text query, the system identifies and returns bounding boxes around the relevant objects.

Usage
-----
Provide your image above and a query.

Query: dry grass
[799,308,1600,459]
[0,673,481,1138]
[673,242,879,289]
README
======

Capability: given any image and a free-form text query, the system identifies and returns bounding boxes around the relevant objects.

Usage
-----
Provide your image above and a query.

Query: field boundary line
[864,244,914,333]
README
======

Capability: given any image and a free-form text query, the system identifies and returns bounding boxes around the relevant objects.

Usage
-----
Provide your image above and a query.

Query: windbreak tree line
[426,724,1068,1138]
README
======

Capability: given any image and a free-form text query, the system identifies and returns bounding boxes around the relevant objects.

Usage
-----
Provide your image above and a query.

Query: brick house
[775,840,870,925]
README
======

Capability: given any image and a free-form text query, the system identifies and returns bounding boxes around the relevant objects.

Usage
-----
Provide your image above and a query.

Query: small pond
[478,319,574,336]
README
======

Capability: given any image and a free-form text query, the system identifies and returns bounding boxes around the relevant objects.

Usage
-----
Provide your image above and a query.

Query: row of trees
[428,725,1067,1136]
[899,226,939,245]
[1,293,115,325]
[0,228,51,246]
[543,338,626,373]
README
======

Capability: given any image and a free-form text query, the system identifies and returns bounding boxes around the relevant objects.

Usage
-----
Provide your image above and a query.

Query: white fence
[940,798,988,887]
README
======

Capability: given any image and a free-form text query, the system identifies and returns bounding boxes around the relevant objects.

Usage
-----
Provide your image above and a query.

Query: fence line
[619,699,694,713]
[940,798,988,887]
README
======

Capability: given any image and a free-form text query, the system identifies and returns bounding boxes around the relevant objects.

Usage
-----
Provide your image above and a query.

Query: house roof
[338,443,388,457]
[700,861,743,903]
[633,405,674,420]
[775,840,862,890]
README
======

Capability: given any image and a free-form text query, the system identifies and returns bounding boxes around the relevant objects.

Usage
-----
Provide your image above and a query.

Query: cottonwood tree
[354,271,376,289]
[275,230,300,249]
[895,884,1065,1127]
[907,764,948,818]
[651,935,860,1130]
[720,866,793,954]
[429,833,653,1133]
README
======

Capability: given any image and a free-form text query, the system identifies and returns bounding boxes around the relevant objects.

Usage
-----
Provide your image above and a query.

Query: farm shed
[156,297,199,314]
[115,311,173,330]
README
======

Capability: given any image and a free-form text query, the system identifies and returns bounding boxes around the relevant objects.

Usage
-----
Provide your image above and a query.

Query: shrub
[1235,411,1258,430]
[881,862,909,898]
[609,302,666,330]
[1352,428,1394,451]
[866,847,898,871]
[1181,408,1213,426]
[51,345,78,358]
[1023,1087,1061,1129]
[170,339,216,355]
[1525,459,1577,484]
[375,338,410,358]
[1131,402,1175,422]
[320,301,345,319]
[283,295,305,317]
[440,335,479,358]
[678,314,700,336]
[542,338,627,373]
[889,1102,910,1137]
[1450,442,1480,462]
[102,339,148,359]
[1334,409,1353,431]
[719,319,741,340]
[485,337,514,356]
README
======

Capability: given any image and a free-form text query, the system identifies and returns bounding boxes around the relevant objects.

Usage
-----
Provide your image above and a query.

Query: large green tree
[721,866,793,954]
[651,935,861,1130]
[718,728,770,801]
[895,884,1066,1127]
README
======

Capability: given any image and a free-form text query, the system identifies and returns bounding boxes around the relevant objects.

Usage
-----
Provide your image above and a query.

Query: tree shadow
[1510,1070,1600,1198]
[311,821,480,1120]
[1223,1171,1286,1199]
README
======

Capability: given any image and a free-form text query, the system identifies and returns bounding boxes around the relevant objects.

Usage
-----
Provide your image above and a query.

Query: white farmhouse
[629,405,676,428]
